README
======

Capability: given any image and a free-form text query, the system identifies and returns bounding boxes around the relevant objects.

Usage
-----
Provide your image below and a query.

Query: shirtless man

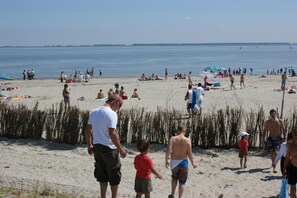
[263,109,286,173]
[165,125,197,198]
[284,128,297,198]
[229,74,235,90]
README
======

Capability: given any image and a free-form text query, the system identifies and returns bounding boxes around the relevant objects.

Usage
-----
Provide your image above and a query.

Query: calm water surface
[0,44,296,78]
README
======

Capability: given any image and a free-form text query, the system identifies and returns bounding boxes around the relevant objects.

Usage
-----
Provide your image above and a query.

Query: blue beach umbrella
[204,67,211,71]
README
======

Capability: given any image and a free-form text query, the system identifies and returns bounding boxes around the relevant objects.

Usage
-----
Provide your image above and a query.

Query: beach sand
[0,138,283,198]
[1,75,297,115]
[1,75,297,197]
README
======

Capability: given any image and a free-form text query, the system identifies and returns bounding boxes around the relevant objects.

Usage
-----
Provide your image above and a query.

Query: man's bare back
[165,125,197,169]
[170,135,191,160]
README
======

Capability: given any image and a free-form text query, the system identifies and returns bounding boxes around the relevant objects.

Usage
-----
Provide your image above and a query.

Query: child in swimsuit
[165,124,197,198]
[62,83,70,109]
[134,139,162,198]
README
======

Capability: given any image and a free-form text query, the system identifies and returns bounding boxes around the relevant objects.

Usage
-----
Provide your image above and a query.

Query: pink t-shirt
[134,154,154,179]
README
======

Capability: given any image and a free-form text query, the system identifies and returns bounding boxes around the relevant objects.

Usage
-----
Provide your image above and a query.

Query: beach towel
[96,97,107,101]
[191,88,198,110]
[121,95,128,100]
[279,177,289,198]
[77,96,85,101]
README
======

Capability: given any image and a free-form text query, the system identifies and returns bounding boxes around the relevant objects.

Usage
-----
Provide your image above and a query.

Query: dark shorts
[265,136,283,152]
[171,160,188,184]
[287,163,297,185]
[64,98,70,103]
[238,151,247,158]
[93,144,121,186]
[134,177,152,193]
[187,103,192,110]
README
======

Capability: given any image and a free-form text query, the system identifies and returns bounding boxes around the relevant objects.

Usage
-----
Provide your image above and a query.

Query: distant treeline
[0,101,295,148]
[0,42,295,48]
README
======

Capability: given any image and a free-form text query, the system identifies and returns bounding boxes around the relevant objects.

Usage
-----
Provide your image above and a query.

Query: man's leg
[100,182,108,198]
[290,185,296,198]
[178,183,186,198]
[110,185,119,198]
[170,179,178,197]
[271,151,277,172]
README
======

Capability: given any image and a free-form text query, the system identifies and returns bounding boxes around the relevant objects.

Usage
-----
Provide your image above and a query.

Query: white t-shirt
[197,87,205,100]
[187,89,193,103]
[88,106,117,149]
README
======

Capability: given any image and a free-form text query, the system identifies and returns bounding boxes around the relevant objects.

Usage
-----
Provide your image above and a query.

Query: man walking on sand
[165,124,197,198]
[284,128,297,198]
[184,84,193,117]
[263,109,286,173]
[85,94,127,198]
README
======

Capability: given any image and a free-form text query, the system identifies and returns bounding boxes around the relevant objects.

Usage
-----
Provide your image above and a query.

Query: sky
[1,0,297,46]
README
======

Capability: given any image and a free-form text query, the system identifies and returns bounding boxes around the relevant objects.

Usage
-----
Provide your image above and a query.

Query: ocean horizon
[0,43,296,79]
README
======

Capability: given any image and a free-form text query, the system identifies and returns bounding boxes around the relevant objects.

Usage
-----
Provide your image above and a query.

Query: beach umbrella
[204,67,211,71]
[210,66,217,71]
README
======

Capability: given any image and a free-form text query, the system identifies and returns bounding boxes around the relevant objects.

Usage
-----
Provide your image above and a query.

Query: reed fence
[0,101,295,148]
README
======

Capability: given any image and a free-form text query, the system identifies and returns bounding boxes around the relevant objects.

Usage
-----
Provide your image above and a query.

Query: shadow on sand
[0,137,85,151]
[221,166,271,175]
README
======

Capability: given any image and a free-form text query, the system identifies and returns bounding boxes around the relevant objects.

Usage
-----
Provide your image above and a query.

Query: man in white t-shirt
[196,83,205,112]
[85,94,126,198]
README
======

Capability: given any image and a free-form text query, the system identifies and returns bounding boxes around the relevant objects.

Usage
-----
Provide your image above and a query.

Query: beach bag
[279,177,289,198]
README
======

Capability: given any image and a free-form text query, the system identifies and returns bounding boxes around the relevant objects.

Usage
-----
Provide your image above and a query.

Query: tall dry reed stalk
[257,106,265,149]
[245,110,257,147]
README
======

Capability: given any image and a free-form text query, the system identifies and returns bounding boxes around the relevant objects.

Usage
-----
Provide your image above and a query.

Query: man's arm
[109,128,126,158]
[85,124,93,155]
[184,92,189,101]
[151,168,163,180]
[187,140,197,168]
[165,138,172,168]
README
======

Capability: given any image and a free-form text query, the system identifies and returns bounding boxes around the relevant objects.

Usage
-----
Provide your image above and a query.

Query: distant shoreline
[0,42,295,48]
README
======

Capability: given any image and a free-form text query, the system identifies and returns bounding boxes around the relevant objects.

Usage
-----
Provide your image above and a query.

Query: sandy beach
[0,137,285,198]
[1,75,297,115]
[1,74,297,197]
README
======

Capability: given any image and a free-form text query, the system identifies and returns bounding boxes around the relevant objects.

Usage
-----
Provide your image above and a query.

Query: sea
[0,43,296,79]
